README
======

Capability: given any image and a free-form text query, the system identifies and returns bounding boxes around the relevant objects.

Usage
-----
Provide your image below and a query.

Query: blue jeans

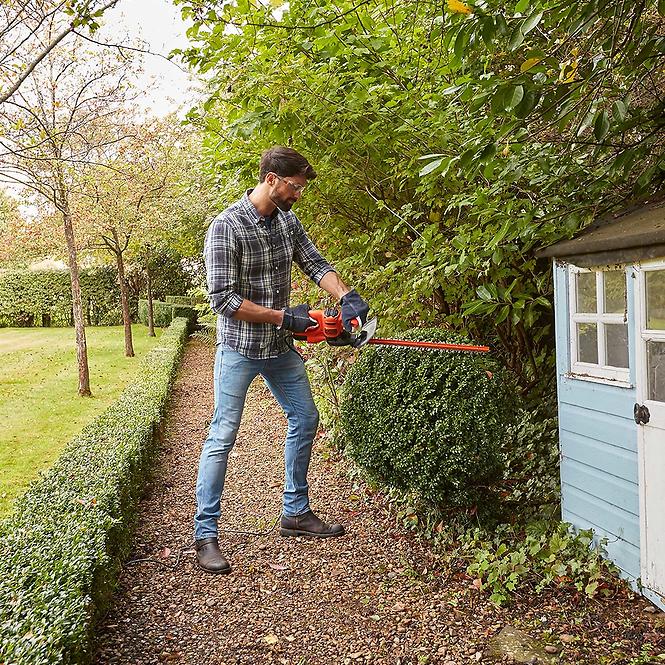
[194,346,319,540]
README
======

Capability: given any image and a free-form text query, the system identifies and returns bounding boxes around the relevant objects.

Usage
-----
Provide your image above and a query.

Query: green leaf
[454,26,471,60]
[481,17,496,47]
[522,11,543,35]
[505,85,525,111]
[612,100,627,122]
[515,0,529,11]
[659,0,665,16]
[593,109,610,140]
[419,158,444,176]
[459,147,476,169]
[508,26,525,50]
[515,89,539,118]
[495,305,510,323]
[477,285,493,301]
[585,580,599,597]
[478,142,497,162]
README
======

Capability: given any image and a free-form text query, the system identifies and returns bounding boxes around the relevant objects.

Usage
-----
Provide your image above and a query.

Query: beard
[269,191,297,212]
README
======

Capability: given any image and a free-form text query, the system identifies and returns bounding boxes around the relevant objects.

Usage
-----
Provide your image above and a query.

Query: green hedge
[340,328,517,511]
[172,304,197,328]
[0,268,122,328]
[164,295,193,305]
[0,318,190,664]
[138,299,198,329]
[138,299,173,327]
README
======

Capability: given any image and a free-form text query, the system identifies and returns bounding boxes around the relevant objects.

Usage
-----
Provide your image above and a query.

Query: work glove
[281,303,317,333]
[340,289,370,332]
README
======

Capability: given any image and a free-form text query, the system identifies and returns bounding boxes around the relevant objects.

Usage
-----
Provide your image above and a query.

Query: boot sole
[280,528,345,538]
[197,561,232,575]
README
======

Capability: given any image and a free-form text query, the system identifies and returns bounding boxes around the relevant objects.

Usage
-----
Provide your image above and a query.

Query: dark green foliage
[137,299,173,328]
[171,305,198,329]
[137,300,198,329]
[503,397,560,511]
[340,329,517,510]
[0,268,120,328]
[176,0,664,395]
[0,318,189,664]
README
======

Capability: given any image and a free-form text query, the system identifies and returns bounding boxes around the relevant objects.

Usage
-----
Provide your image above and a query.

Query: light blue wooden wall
[553,262,640,581]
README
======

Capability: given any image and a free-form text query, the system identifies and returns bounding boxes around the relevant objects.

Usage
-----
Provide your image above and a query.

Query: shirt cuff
[214,292,243,318]
[312,267,336,286]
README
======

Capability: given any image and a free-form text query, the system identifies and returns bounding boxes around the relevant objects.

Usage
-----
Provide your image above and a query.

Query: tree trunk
[146,265,155,337]
[61,199,91,397]
[112,227,135,357]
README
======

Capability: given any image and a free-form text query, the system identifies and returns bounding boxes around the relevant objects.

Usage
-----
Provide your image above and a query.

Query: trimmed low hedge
[340,328,518,511]
[138,299,198,329]
[0,317,190,664]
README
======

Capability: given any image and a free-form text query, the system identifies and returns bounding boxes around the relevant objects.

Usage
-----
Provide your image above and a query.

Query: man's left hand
[340,289,370,332]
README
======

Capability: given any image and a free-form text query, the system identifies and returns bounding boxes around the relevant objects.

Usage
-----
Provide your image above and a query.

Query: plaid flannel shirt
[204,191,335,359]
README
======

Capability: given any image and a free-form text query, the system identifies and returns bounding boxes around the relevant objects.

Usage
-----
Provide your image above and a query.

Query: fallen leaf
[159,547,171,559]
[264,633,279,645]
[269,563,288,571]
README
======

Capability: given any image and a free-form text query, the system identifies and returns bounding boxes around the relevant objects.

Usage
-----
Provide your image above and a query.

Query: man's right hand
[280,304,318,333]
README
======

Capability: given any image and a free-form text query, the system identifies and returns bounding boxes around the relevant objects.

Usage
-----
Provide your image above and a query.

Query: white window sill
[564,371,633,389]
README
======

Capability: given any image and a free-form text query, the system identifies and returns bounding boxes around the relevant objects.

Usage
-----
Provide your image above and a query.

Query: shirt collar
[242,189,282,225]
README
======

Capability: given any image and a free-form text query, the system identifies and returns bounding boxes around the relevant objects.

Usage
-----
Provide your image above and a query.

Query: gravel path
[95,339,665,665]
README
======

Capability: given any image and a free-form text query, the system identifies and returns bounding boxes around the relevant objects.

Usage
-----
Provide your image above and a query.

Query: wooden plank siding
[553,263,641,582]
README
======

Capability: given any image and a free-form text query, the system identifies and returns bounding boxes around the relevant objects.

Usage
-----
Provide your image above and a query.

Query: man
[195,146,370,574]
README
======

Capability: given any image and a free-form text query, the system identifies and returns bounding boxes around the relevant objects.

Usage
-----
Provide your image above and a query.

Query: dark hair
[259,146,317,182]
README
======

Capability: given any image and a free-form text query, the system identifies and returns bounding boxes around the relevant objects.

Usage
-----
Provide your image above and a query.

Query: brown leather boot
[280,510,345,538]
[195,537,231,574]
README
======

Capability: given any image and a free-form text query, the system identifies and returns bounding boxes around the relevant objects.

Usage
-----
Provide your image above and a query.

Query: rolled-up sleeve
[204,217,243,318]
[292,217,335,285]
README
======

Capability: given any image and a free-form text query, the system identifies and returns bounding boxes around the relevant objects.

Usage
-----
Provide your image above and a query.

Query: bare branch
[0,0,122,104]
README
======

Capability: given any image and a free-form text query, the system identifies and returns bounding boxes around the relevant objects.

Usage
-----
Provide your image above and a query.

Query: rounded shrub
[340,328,517,510]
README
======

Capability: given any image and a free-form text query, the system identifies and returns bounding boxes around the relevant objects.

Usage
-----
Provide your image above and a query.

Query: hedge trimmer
[293,308,489,353]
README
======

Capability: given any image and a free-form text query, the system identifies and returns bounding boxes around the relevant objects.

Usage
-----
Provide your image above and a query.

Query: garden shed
[539,196,665,610]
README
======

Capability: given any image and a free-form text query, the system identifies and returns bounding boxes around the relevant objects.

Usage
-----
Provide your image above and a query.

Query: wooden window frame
[568,265,630,385]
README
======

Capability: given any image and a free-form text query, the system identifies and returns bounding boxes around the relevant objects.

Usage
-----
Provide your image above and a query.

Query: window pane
[603,271,625,314]
[577,323,598,364]
[576,272,596,313]
[647,341,665,402]
[605,324,628,368]
[646,270,665,330]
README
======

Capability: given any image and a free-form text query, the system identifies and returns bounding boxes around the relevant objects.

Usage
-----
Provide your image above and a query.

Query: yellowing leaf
[447,0,473,14]
[520,57,541,72]
[559,58,579,83]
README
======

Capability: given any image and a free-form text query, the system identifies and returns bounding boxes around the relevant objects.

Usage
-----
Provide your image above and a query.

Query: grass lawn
[0,325,163,517]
